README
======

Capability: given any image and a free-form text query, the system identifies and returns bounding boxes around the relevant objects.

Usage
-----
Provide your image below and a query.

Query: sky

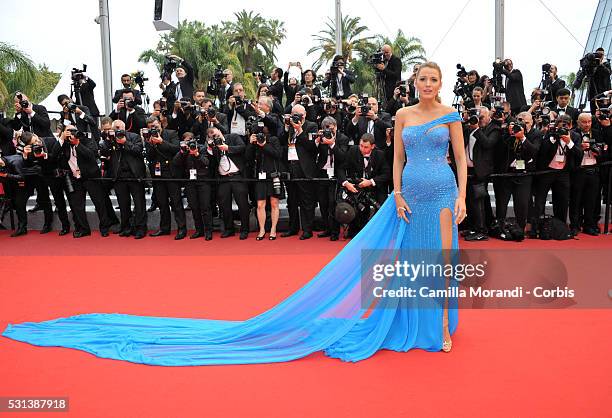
[0,0,600,112]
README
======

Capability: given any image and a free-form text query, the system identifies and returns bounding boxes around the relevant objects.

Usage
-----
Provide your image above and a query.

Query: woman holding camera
[245,119,284,240]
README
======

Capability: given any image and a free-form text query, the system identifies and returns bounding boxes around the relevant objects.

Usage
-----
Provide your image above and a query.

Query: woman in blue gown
[2,62,467,365]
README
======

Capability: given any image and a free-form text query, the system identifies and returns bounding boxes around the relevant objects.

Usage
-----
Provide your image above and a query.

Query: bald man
[374,44,402,103]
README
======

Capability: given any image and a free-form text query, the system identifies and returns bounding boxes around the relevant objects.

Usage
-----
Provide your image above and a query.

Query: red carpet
[1,230,611,417]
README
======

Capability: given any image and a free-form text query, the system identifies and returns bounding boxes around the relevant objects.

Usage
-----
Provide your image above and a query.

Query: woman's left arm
[448,120,467,224]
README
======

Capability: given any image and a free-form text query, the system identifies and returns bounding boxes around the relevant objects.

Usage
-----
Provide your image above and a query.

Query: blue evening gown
[2,111,462,366]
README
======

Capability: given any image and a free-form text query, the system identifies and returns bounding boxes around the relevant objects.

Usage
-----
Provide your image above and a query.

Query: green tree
[375,30,426,71]
[223,10,286,73]
[0,42,38,110]
[30,64,61,105]
[307,15,376,72]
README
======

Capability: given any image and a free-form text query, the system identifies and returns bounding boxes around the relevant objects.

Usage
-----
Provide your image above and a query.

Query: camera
[270,172,282,195]
[246,116,266,144]
[456,63,467,79]
[213,136,225,147]
[290,113,303,124]
[598,108,610,120]
[123,97,135,109]
[15,92,29,109]
[115,129,126,140]
[181,139,198,153]
[368,51,384,67]
[71,64,87,82]
[233,95,251,107]
[321,128,333,139]
[149,128,160,137]
[207,107,217,118]
[542,63,552,74]
[322,99,336,111]
[466,108,480,125]
[580,52,601,75]
[398,85,407,98]
[330,61,343,75]
[134,71,148,90]
[511,121,525,134]
[252,67,268,84]
[32,144,44,155]
[67,103,78,111]
[162,55,180,80]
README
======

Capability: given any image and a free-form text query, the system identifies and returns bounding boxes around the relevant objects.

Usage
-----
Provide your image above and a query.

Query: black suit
[551,105,580,125]
[543,78,566,103]
[40,136,71,230]
[58,105,100,142]
[0,116,16,156]
[11,104,53,137]
[345,113,393,149]
[112,88,142,105]
[145,129,186,233]
[165,61,195,102]
[380,55,402,103]
[109,107,147,134]
[322,70,356,99]
[279,120,319,233]
[502,68,527,114]
[77,78,100,116]
[268,79,284,105]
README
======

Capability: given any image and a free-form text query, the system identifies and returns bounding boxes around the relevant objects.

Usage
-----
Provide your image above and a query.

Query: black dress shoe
[220,231,235,238]
[190,231,204,239]
[318,231,331,238]
[100,230,110,237]
[147,204,158,212]
[28,203,41,213]
[280,231,298,238]
[583,227,600,236]
[40,224,52,234]
[119,230,133,237]
[174,229,187,240]
[10,227,27,237]
[239,231,249,240]
[299,232,313,240]
[464,231,489,241]
[133,232,146,239]
[149,230,170,237]
[59,226,70,236]
[204,231,213,241]
[73,231,91,238]
[330,235,339,241]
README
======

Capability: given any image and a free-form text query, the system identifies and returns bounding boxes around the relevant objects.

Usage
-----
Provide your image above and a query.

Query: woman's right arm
[393,109,411,222]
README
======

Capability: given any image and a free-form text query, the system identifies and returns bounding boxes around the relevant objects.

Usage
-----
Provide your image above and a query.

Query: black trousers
[217,174,250,233]
[44,176,70,228]
[466,171,488,233]
[570,168,600,230]
[102,181,120,226]
[14,177,53,228]
[152,180,186,232]
[317,174,339,236]
[495,175,532,229]
[67,178,113,233]
[534,170,570,223]
[114,179,147,233]
[286,161,316,234]
[186,181,213,232]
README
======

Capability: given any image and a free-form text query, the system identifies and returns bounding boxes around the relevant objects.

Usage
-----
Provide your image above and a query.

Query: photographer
[322,55,355,100]
[320,98,345,132]
[57,94,99,142]
[285,88,319,123]
[337,133,390,237]
[385,81,412,117]
[495,112,539,231]
[71,69,100,119]
[168,97,198,137]
[551,88,579,125]
[207,68,234,110]
[10,92,52,137]
[534,114,584,229]
[471,87,489,109]
[109,90,147,134]
[373,45,402,104]
[574,48,612,109]
[207,127,251,240]
[542,64,565,103]
[58,124,114,238]
[3,131,53,237]
[144,116,187,240]
[268,67,284,105]
[346,96,393,150]
[225,83,257,138]
[455,107,501,241]
[256,84,284,116]
[497,59,527,115]
[315,116,350,241]
[112,74,142,106]
[279,104,319,239]
[174,131,213,240]
[569,113,607,236]
[300,69,322,100]
[99,118,147,239]
[192,98,228,139]
[0,112,16,156]
[163,55,195,102]
[245,117,283,240]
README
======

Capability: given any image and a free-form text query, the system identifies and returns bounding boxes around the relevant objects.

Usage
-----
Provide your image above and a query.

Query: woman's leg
[256,200,267,236]
[270,197,280,236]
[439,207,454,351]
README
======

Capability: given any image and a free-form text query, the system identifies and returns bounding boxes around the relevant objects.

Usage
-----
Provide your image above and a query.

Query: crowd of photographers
[1,45,611,242]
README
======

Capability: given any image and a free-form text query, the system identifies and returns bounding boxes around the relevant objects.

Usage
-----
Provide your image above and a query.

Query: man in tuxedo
[279,104,319,239]
[374,45,402,104]
[268,67,284,105]
[11,92,53,137]
[163,55,195,103]
[57,95,99,141]
[207,68,234,110]
[385,81,412,116]
[337,133,390,237]
[224,83,257,139]
[542,65,566,103]
[316,116,350,241]
[191,98,228,139]
[112,74,143,106]
[207,127,251,240]
[322,56,355,100]
[99,118,147,239]
[551,88,580,125]
[534,115,584,229]
[345,97,393,149]
[0,113,16,156]
[144,116,186,240]
[500,59,527,115]
[109,90,147,134]
[458,107,501,241]
[57,124,114,238]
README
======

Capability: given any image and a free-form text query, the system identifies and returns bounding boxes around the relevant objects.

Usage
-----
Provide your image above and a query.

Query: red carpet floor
[1,230,611,417]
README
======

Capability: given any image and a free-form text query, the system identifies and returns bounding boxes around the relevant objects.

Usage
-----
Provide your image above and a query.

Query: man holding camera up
[174,131,213,240]
[279,104,319,239]
[495,112,539,232]
[569,113,608,236]
[346,96,393,150]
[542,64,565,103]
[497,59,527,116]
[99,118,147,239]
[374,45,402,104]
[110,90,147,134]
[58,124,113,238]
[323,56,355,100]
[316,116,350,241]
[57,94,99,141]
[534,114,584,229]
[208,69,234,110]
[11,92,52,138]
[144,116,187,240]
[337,133,390,238]
[207,127,250,239]
[113,74,143,106]
[192,98,228,138]
[385,81,412,117]
[225,83,257,139]
[574,48,612,111]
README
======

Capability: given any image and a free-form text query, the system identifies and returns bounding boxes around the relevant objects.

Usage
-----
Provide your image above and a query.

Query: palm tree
[375,30,426,72]
[307,15,376,71]
[0,42,37,110]
[223,10,286,73]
